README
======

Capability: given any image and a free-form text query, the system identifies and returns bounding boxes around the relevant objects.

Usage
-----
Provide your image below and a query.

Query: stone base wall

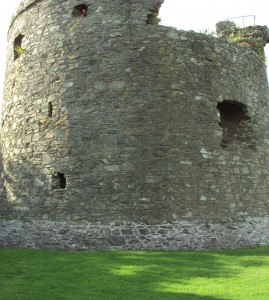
[1,217,269,250]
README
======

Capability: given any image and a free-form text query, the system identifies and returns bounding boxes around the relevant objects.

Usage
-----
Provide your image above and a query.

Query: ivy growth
[15,46,25,56]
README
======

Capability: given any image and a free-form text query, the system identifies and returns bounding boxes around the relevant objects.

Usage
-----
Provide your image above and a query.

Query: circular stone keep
[1,0,269,250]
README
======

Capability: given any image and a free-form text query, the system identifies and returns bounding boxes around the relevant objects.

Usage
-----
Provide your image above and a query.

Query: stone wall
[216,20,269,58]
[1,217,269,250]
[1,0,269,250]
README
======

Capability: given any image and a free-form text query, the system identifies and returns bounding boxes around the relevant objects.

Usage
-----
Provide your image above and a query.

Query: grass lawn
[0,246,269,300]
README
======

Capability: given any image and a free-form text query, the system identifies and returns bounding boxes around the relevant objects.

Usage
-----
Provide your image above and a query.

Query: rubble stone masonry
[1,0,269,250]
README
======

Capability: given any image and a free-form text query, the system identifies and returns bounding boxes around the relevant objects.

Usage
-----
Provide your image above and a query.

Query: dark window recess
[146,3,162,25]
[72,4,88,17]
[52,172,66,189]
[48,102,53,117]
[217,100,255,149]
[14,34,25,60]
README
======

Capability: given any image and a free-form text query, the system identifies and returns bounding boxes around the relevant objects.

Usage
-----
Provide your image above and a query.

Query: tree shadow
[157,293,225,300]
[213,246,269,257]
[211,246,269,269]
[0,248,245,299]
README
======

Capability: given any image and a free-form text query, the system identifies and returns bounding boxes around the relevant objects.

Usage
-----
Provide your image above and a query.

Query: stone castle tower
[1,0,269,250]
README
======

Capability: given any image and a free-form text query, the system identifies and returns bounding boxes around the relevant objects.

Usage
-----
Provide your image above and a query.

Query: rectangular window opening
[72,4,88,17]
[217,100,255,149]
[146,3,162,25]
[48,101,53,117]
[14,34,25,60]
[52,172,66,190]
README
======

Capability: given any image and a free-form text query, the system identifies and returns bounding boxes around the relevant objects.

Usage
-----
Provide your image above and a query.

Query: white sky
[0,0,269,102]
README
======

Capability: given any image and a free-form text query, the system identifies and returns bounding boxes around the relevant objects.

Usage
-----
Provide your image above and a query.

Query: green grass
[1,246,269,300]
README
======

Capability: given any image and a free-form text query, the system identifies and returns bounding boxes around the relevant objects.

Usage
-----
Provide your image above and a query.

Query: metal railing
[226,15,255,28]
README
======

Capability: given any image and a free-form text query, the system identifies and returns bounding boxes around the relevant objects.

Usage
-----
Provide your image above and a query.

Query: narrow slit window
[217,100,254,148]
[48,102,53,117]
[146,3,162,25]
[52,172,66,189]
[14,34,25,60]
[72,4,88,17]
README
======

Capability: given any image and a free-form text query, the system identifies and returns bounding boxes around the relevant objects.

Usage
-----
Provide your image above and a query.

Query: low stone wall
[1,217,269,250]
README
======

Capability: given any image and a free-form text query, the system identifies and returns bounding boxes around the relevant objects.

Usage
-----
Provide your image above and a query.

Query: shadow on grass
[158,294,225,300]
[212,246,269,268]
[213,246,269,257]
[1,247,269,299]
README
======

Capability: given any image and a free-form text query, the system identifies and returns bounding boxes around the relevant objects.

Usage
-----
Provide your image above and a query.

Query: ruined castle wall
[1,0,269,250]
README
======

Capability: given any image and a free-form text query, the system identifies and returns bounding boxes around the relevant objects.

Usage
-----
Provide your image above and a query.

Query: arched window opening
[52,172,66,189]
[146,3,162,25]
[14,34,25,60]
[217,100,255,149]
[72,4,88,17]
